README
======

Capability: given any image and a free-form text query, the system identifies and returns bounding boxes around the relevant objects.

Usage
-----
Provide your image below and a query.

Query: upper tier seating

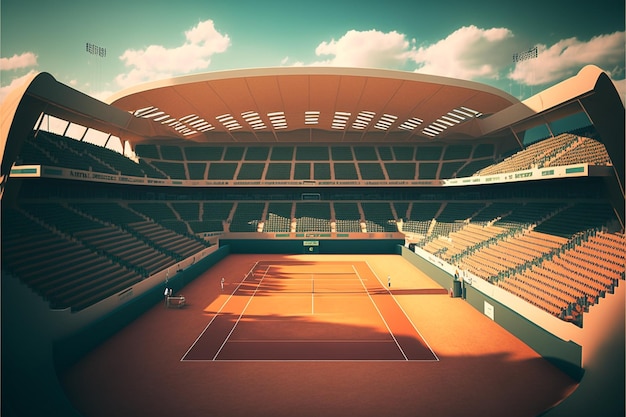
[295,202,332,232]
[229,202,265,232]
[475,133,612,176]
[333,202,362,232]
[547,137,611,167]
[21,131,612,183]
[264,202,293,232]
[361,202,397,232]
[61,142,497,181]
[20,131,153,177]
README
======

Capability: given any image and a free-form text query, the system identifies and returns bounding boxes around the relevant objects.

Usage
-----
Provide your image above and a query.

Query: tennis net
[241,274,370,295]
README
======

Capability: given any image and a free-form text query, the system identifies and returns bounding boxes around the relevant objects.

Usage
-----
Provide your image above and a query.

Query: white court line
[206,359,421,363]
[180,261,260,361]
[211,265,271,361]
[226,339,395,343]
[352,264,409,361]
[184,261,437,362]
[365,260,440,361]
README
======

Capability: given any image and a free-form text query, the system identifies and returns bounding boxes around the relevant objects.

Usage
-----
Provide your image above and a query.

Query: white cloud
[408,25,515,80]
[509,31,625,86]
[0,70,38,104]
[0,52,38,71]
[281,56,304,67]
[312,29,411,68]
[0,52,39,103]
[115,19,230,88]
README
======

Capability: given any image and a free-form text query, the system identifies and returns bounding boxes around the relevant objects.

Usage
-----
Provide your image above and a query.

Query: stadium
[1,64,624,417]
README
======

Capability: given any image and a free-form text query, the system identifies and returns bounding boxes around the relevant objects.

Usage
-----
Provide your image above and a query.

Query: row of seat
[490,233,623,323]
[1,203,212,311]
[415,202,623,324]
[547,137,611,167]
[128,160,491,181]
[18,129,614,185]
[476,133,611,176]
[137,143,491,163]
[60,200,614,240]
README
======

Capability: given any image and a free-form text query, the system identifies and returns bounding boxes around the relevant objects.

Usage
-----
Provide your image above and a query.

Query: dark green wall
[220,238,404,254]
[464,285,583,380]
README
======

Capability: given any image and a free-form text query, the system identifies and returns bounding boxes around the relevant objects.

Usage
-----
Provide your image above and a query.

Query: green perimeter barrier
[220,238,404,254]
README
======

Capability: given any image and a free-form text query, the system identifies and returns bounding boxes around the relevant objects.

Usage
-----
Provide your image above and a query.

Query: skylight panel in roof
[133,106,158,117]
[179,114,199,123]
[441,115,461,124]
[352,111,375,129]
[216,113,243,131]
[451,108,474,118]
[188,119,208,127]
[398,117,423,131]
[142,111,165,119]
[433,119,454,129]
[446,111,465,121]
[305,111,320,125]
[153,114,171,122]
[268,111,288,129]
[422,126,442,135]
[130,109,217,138]
[241,111,267,130]
[332,111,351,130]
[374,113,397,130]
[420,105,483,138]
[435,118,454,127]
[460,106,482,117]
[216,114,233,121]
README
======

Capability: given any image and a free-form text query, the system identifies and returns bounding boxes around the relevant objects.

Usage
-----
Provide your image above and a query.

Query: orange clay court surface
[62,254,578,417]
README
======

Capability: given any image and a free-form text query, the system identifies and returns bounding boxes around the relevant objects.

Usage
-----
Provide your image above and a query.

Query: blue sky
[1,0,625,104]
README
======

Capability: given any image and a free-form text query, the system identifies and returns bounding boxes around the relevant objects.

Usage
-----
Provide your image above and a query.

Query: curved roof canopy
[107,67,519,144]
[1,65,623,201]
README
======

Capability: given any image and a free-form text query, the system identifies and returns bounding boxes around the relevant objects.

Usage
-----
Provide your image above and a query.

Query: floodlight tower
[85,42,107,95]
[513,46,538,97]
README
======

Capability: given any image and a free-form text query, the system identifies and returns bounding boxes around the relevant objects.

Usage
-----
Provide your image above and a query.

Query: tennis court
[182,260,438,361]
[62,254,577,417]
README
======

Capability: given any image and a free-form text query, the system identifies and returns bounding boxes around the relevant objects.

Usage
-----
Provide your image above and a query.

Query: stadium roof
[1,65,624,196]
[106,67,519,144]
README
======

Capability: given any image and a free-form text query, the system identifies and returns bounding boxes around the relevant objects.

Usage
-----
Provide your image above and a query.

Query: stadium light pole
[513,46,538,97]
[85,42,107,95]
